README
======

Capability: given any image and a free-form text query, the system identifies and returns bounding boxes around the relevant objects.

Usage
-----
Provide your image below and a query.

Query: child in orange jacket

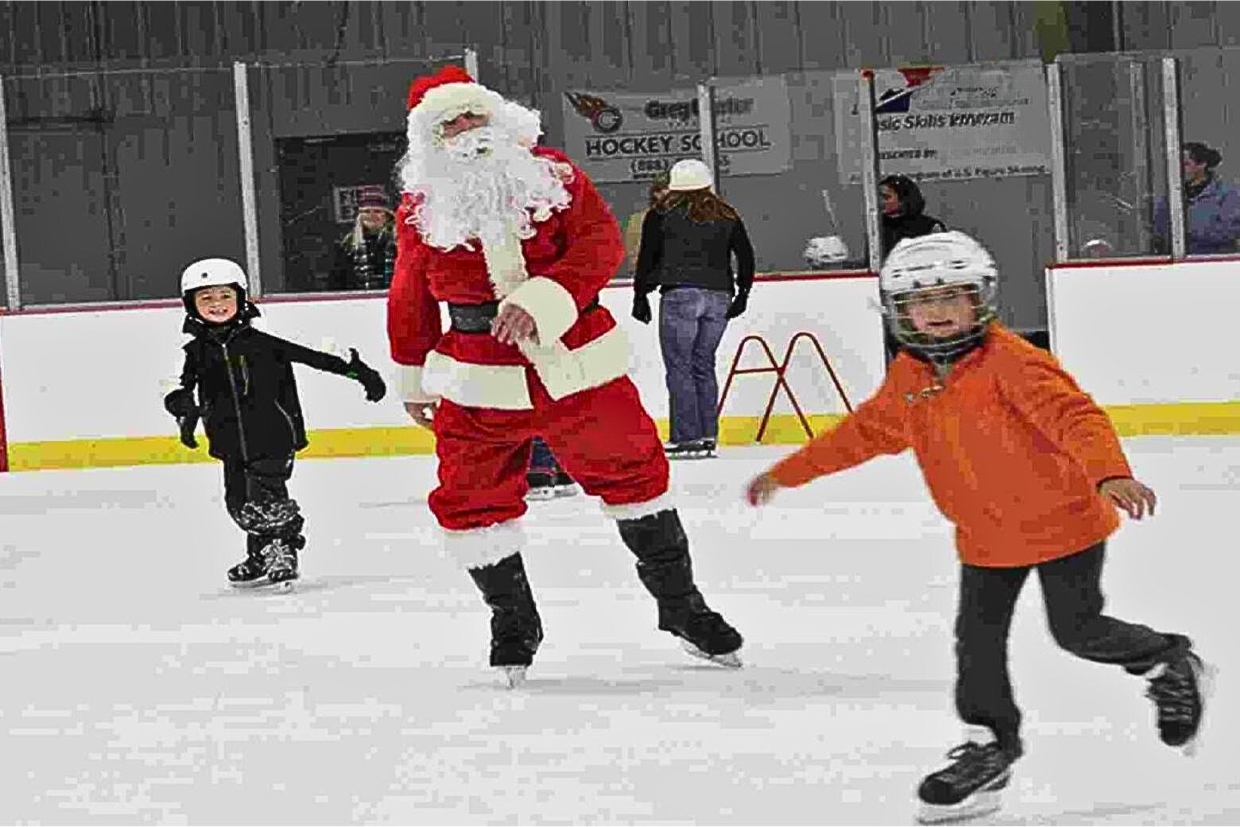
[746,231,1211,824]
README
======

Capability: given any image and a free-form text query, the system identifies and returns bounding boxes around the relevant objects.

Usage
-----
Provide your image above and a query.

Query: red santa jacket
[386,147,629,409]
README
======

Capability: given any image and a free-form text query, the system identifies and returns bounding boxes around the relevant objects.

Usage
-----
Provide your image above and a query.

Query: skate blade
[916,789,1003,824]
[682,640,742,669]
[500,665,527,689]
[1181,659,1218,758]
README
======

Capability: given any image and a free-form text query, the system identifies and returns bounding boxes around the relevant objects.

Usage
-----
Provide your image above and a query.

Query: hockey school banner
[561,77,792,184]
[832,61,1051,185]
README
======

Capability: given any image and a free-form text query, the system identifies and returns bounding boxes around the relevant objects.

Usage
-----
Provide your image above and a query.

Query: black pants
[222,455,303,549]
[955,542,1182,752]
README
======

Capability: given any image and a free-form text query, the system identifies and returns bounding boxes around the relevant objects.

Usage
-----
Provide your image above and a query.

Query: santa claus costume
[387,66,744,684]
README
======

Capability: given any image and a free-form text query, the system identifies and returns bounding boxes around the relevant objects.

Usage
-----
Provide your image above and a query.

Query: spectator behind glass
[879,174,946,362]
[1154,142,1240,256]
[631,159,756,459]
[879,174,947,260]
[329,185,397,291]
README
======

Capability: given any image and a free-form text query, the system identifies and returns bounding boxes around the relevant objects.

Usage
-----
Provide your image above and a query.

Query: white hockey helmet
[180,258,248,296]
[879,230,998,361]
[180,258,250,320]
[804,235,849,267]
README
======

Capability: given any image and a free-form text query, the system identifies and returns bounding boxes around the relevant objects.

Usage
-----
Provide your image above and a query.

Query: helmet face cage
[883,279,997,361]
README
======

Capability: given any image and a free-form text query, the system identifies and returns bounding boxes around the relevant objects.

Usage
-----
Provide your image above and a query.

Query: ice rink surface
[1,437,1236,825]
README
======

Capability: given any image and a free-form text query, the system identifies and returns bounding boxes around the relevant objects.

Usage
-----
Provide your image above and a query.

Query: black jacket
[171,309,357,462]
[633,205,756,297]
[879,174,946,259]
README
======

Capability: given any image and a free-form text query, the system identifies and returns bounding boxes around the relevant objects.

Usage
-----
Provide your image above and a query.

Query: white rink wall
[1046,258,1240,405]
[0,275,886,445]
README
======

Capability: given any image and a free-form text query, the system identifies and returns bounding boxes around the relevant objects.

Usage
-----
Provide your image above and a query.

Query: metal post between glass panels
[0,74,20,310]
[1161,56,1185,260]
[696,83,719,195]
[233,61,262,297]
[1045,62,1070,263]
[464,48,479,80]
[858,71,882,274]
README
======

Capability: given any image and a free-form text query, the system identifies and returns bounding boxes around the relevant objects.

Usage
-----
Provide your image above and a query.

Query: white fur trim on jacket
[442,519,526,570]
[419,324,630,409]
[600,491,676,522]
[411,83,507,134]
[397,365,440,405]
[500,277,578,344]
[421,351,533,410]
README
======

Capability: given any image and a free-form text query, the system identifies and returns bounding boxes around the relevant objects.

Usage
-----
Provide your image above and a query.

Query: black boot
[467,553,544,668]
[1139,635,1212,753]
[227,535,270,585]
[616,509,742,661]
[265,534,304,586]
[916,732,1022,824]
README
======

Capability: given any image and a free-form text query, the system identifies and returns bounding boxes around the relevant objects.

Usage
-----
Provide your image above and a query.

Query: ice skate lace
[1147,665,1196,723]
[934,742,1004,788]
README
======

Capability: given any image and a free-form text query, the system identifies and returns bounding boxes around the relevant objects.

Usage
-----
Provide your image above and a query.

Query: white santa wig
[396,65,572,252]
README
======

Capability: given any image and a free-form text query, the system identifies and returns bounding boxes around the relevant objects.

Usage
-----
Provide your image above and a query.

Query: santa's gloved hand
[726,291,749,319]
[632,293,652,324]
[346,348,387,402]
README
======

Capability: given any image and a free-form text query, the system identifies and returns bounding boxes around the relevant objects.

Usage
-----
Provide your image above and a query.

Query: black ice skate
[467,552,544,684]
[552,470,579,498]
[1145,644,1214,756]
[617,509,743,667]
[916,733,1020,824]
[227,554,270,586]
[263,537,300,590]
[525,470,557,502]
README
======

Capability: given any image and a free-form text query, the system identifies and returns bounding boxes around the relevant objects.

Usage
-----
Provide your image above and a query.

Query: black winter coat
[172,310,356,462]
[633,205,756,297]
[879,174,946,260]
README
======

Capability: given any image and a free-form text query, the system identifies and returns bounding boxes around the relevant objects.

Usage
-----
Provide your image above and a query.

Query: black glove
[346,348,387,402]
[632,293,652,325]
[727,291,749,319]
[164,388,200,448]
[164,387,195,418]
[178,406,200,449]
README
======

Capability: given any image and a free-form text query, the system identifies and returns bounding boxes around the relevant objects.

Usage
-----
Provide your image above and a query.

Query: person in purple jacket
[1154,142,1240,255]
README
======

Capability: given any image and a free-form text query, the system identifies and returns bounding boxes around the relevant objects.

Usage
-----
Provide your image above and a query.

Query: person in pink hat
[330,185,397,291]
[386,65,744,685]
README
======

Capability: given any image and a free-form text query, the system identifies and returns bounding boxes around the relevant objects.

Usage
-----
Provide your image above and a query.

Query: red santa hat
[405,65,542,147]
[407,65,507,126]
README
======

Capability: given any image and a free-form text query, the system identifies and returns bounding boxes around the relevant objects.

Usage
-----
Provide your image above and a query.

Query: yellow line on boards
[6,404,1240,472]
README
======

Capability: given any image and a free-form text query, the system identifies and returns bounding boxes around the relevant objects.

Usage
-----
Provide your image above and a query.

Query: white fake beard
[397,125,573,253]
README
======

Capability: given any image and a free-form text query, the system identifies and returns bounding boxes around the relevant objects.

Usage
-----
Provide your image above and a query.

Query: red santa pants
[428,371,670,538]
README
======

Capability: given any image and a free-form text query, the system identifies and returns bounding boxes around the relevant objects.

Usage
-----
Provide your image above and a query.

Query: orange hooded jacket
[767,324,1133,568]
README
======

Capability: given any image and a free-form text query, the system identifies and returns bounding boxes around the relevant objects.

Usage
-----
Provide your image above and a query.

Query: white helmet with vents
[879,231,998,361]
[180,258,248,297]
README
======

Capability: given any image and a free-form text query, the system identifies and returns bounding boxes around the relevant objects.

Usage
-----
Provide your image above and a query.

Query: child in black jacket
[164,258,387,588]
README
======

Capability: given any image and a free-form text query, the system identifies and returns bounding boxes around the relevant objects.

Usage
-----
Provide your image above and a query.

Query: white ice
[1,437,1237,825]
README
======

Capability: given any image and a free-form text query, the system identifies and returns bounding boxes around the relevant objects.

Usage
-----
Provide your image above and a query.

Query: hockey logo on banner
[832,60,1051,185]
[561,77,792,184]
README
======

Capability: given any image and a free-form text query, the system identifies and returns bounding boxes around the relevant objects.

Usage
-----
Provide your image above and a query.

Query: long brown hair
[656,189,740,223]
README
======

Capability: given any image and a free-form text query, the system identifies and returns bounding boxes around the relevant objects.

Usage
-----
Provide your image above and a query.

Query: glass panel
[4,67,245,305]
[1176,45,1240,258]
[1057,53,1169,259]
[249,56,463,294]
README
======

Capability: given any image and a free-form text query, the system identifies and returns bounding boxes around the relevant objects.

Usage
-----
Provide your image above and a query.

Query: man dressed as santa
[387,65,744,685]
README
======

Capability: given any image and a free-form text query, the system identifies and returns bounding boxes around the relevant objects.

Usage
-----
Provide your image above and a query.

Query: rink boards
[2,261,1238,472]
[0,273,885,471]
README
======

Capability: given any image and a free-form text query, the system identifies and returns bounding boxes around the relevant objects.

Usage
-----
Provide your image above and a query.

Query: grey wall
[1,1,1237,326]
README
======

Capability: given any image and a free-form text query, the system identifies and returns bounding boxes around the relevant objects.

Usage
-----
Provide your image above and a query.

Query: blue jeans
[529,436,559,473]
[658,287,731,444]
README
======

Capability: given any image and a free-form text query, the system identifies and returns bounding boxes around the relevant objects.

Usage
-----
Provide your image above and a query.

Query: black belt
[448,297,600,333]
